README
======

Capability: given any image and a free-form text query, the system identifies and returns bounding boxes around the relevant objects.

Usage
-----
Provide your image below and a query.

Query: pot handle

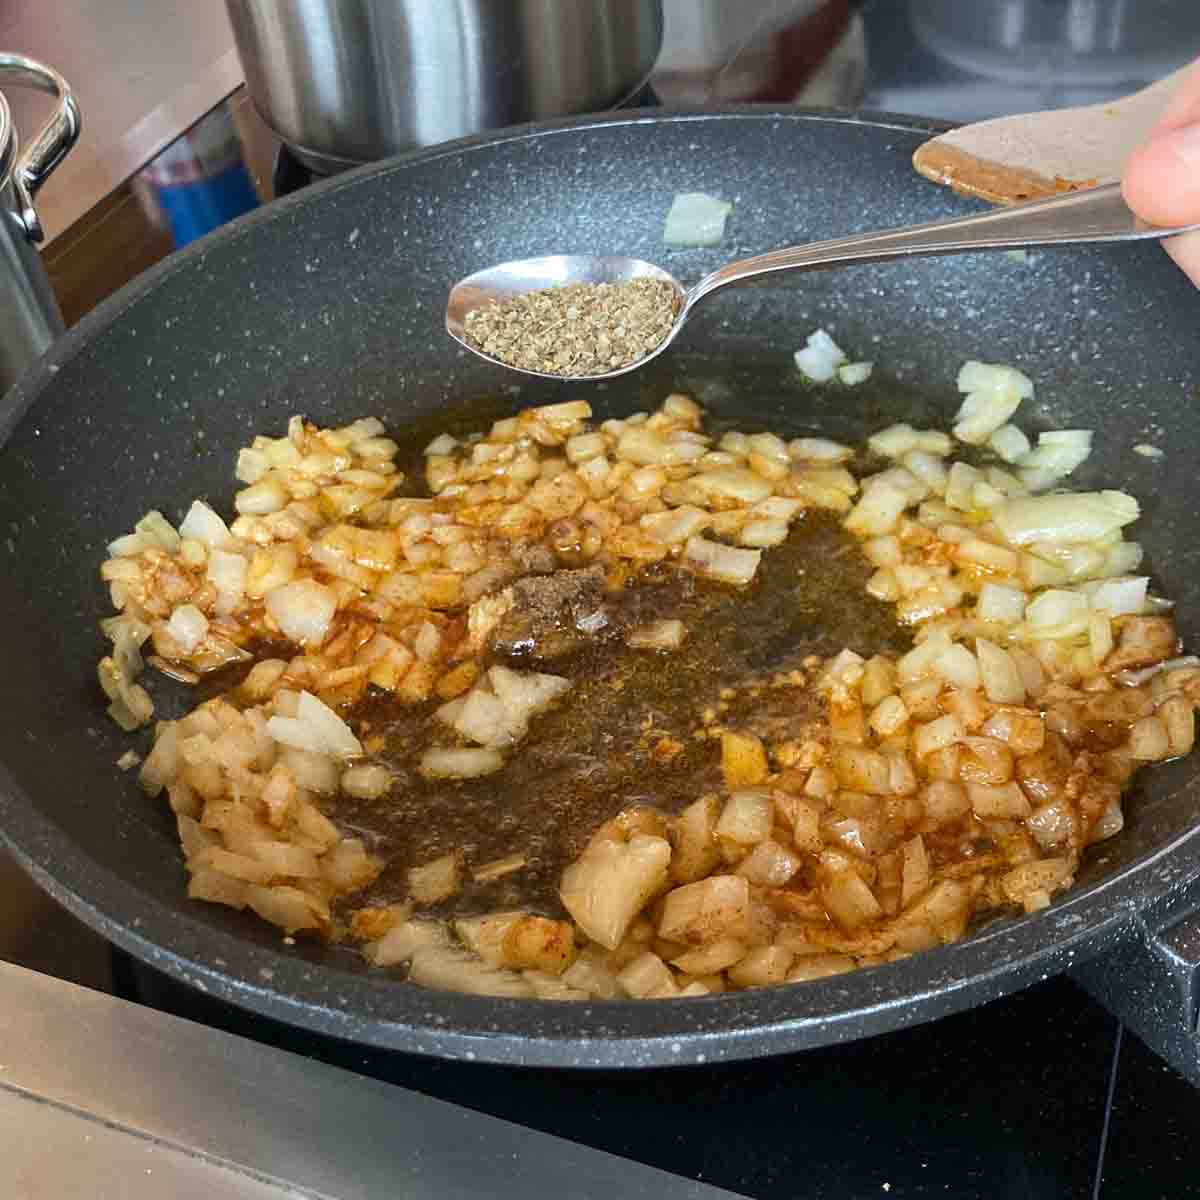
[1071,875,1200,1085]
[0,53,81,244]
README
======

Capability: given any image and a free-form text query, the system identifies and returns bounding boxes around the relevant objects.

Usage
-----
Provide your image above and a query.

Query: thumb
[1122,120,1200,227]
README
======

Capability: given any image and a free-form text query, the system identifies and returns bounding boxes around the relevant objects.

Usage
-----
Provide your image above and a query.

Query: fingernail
[1164,121,1200,168]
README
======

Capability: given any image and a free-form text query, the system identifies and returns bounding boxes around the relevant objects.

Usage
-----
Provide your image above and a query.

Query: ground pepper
[463,278,679,376]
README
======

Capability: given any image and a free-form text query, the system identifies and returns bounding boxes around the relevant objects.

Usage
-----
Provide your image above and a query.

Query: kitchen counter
[1,0,241,243]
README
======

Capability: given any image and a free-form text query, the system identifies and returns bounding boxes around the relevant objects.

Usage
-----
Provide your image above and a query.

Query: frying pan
[3,109,1200,1068]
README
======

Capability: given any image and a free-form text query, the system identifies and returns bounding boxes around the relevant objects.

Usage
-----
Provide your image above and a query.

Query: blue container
[143,106,260,248]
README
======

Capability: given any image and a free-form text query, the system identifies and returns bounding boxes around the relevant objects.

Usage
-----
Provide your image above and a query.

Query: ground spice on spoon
[463,278,679,376]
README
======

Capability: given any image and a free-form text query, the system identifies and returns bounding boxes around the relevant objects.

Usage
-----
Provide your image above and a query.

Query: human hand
[1122,60,1200,287]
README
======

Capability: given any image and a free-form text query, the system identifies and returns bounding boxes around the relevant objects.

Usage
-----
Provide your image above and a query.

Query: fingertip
[1122,126,1200,226]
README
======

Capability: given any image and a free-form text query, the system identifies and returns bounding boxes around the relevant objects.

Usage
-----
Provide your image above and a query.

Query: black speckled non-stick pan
[3,109,1199,1067]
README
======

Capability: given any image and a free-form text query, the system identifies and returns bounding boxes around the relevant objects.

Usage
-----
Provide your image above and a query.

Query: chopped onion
[794,329,847,383]
[988,424,1031,463]
[626,619,686,651]
[944,462,981,511]
[933,644,981,690]
[838,362,873,385]
[107,532,151,558]
[975,638,1025,703]
[844,482,908,536]
[179,500,234,548]
[902,450,949,495]
[267,690,363,759]
[684,535,761,585]
[1018,430,1093,489]
[788,437,853,463]
[868,424,919,458]
[419,746,504,779]
[663,191,732,247]
[264,578,336,645]
[1090,575,1149,616]
[135,510,182,553]
[953,390,1023,445]
[1026,589,1090,629]
[957,361,1034,400]
[166,604,209,653]
[206,548,248,612]
[976,582,1027,624]
[992,491,1140,546]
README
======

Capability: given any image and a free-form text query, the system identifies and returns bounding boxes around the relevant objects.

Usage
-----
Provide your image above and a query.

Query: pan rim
[1,105,1193,1067]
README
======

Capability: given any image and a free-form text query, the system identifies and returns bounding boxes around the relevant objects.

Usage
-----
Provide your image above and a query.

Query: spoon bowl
[445,254,686,381]
[446,182,1200,383]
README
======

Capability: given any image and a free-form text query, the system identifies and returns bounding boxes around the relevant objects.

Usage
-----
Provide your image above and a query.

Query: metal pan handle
[0,52,82,243]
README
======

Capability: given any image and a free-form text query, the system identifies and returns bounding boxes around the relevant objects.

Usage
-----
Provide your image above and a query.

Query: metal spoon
[446,181,1200,383]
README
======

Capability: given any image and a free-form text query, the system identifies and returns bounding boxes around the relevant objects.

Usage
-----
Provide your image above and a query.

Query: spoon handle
[688,182,1200,306]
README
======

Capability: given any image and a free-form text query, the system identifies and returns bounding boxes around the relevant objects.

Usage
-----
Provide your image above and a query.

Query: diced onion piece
[408,852,463,904]
[659,875,750,943]
[364,918,448,967]
[1018,430,1093,488]
[419,746,504,779]
[684,535,761,585]
[789,437,853,463]
[902,450,949,496]
[975,639,1025,703]
[739,519,790,548]
[957,361,1034,400]
[1129,715,1170,761]
[206,548,248,611]
[267,690,363,758]
[236,447,269,483]
[913,714,964,757]
[821,870,882,931]
[179,499,234,548]
[992,491,1140,546]
[341,763,392,799]
[944,462,982,511]
[135,510,181,552]
[794,329,847,382]
[626,619,686,651]
[716,790,774,845]
[988,424,1031,463]
[561,834,672,949]
[844,482,909,537]
[933,644,981,690]
[968,780,1031,819]
[454,687,520,748]
[264,578,337,645]
[488,666,571,725]
[166,604,209,653]
[977,582,1027,625]
[838,362,873,385]
[663,191,732,247]
[409,946,533,998]
[737,840,801,886]
[617,951,677,999]
[1090,576,1149,616]
[235,477,290,516]
[1026,589,1089,629]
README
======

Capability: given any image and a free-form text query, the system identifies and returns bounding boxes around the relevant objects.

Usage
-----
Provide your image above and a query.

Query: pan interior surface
[2,109,1199,1066]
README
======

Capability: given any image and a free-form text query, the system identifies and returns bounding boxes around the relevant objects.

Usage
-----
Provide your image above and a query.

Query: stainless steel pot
[909,0,1200,86]
[0,54,80,395]
[224,0,664,173]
